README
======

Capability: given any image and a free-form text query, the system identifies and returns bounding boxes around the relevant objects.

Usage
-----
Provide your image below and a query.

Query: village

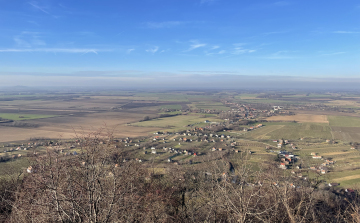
[0,91,359,194]
[1,117,352,192]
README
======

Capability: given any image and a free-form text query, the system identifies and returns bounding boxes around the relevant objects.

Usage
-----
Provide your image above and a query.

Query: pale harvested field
[0,112,159,142]
[332,174,360,182]
[291,110,360,118]
[325,100,360,108]
[0,100,128,115]
[266,114,328,123]
[90,96,159,100]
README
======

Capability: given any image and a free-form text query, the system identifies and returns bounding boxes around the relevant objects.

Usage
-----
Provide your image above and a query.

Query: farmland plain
[0,90,360,189]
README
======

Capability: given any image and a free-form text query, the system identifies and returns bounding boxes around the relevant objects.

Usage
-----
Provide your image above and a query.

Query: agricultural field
[243,125,286,140]
[0,113,56,120]
[279,142,360,187]
[160,104,182,110]
[328,116,360,127]
[234,94,259,100]
[244,122,332,141]
[131,113,223,132]
[326,100,360,108]
[328,116,360,142]
[0,158,30,179]
[266,114,328,123]
[0,89,360,188]
[331,126,360,142]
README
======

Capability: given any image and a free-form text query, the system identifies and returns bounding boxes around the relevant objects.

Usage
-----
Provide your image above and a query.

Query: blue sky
[0,0,359,87]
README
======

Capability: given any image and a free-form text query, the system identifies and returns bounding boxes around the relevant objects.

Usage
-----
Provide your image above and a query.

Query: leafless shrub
[1,130,360,222]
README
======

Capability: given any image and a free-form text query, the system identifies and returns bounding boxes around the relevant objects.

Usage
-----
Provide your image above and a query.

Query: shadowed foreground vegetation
[1,132,360,222]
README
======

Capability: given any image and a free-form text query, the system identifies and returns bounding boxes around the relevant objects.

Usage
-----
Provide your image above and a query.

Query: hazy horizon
[0,73,360,90]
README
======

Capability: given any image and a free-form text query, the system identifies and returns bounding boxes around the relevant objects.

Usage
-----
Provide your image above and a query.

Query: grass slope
[328,116,360,127]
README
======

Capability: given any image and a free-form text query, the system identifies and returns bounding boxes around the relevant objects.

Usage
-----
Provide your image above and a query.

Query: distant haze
[0,72,359,90]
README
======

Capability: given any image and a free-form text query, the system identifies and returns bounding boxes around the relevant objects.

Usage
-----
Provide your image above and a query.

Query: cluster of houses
[278,150,298,169]
[3,147,28,153]
[277,149,335,176]
[221,101,271,119]
[145,146,198,157]
[1,141,43,153]
[309,152,335,174]
[272,139,291,149]
[243,123,263,132]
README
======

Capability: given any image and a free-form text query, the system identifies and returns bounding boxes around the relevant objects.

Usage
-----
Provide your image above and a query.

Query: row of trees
[1,132,360,222]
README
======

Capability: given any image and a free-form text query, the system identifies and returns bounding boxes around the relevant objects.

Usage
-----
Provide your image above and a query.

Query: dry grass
[322,151,352,156]
[332,174,360,182]
[266,114,328,123]
[244,125,285,139]
[326,100,360,108]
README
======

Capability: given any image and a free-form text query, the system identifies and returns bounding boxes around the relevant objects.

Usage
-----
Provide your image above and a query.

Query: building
[279,163,286,169]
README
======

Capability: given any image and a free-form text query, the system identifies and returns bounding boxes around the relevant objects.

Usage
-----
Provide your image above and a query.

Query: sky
[0,0,359,88]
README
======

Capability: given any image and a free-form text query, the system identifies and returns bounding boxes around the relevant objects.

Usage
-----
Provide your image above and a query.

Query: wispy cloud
[333,31,360,34]
[14,37,31,48]
[185,41,207,51]
[14,32,46,48]
[262,30,290,36]
[127,49,135,54]
[262,51,294,59]
[232,43,256,55]
[28,1,58,18]
[0,48,110,54]
[211,45,220,50]
[321,52,346,56]
[146,46,159,54]
[146,21,187,28]
[206,50,226,56]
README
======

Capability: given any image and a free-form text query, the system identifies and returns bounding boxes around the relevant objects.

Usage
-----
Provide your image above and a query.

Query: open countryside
[0,91,360,190]
[1,0,360,221]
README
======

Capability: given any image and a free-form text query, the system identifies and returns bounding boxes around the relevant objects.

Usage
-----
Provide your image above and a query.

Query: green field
[264,123,332,140]
[241,122,331,140]
[234,94,259,99]
[239,99,293,104]
[0,158,30,179]
[328,116,360,127]
[132,114,222,131]
[289,142,360,187]
[0,113,57,121]
[160,105,182,110]
[135,93,190,102]
[243,125,286,140]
